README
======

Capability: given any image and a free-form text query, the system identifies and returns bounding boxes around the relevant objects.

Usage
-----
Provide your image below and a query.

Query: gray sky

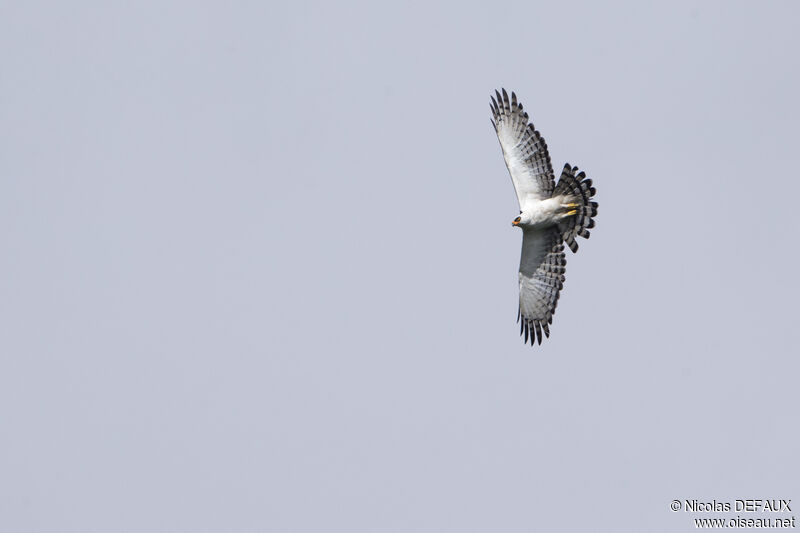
[1,1,798,531]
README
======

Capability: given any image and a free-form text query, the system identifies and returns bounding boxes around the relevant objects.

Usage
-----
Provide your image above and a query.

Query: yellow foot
[565,209,577,216]
[564,202,580,208]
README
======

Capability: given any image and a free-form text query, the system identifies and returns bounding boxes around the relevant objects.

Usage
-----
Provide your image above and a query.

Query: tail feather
[554,163,598,253]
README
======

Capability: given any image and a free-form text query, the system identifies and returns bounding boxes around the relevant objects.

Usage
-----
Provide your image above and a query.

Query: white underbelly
[525,197,564,228]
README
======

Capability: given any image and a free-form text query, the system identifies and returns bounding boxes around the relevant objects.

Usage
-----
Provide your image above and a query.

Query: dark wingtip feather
[568,239,579,253]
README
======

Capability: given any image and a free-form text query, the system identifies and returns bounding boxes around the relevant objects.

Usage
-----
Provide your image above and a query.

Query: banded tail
[554,163,598,253]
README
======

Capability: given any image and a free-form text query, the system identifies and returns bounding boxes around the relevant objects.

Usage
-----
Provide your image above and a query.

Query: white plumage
[490,89,598,346]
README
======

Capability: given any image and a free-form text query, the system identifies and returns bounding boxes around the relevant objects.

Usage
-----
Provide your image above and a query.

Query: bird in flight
[490,89,598,346]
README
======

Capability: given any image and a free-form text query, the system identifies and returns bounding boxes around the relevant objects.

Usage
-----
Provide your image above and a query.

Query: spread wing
[518,227,566,345]
[490,89,555,209]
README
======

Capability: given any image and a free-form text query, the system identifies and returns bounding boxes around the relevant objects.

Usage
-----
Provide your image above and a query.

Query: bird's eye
[514,216,521,223]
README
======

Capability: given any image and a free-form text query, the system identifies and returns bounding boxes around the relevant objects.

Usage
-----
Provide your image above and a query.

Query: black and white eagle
[490,89,598,346]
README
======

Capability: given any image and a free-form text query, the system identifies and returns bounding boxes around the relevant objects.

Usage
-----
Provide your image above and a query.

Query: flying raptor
[490,89,598,346]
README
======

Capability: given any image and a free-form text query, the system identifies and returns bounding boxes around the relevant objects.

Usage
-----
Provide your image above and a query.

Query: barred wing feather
[490,88,555,209]
[518,227,566,345]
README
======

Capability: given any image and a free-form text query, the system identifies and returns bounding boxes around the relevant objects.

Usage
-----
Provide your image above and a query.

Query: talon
[565,209,577,216]
[564,202,579,208]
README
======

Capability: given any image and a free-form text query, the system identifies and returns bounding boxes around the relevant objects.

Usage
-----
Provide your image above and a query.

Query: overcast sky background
[1,1,799,531]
